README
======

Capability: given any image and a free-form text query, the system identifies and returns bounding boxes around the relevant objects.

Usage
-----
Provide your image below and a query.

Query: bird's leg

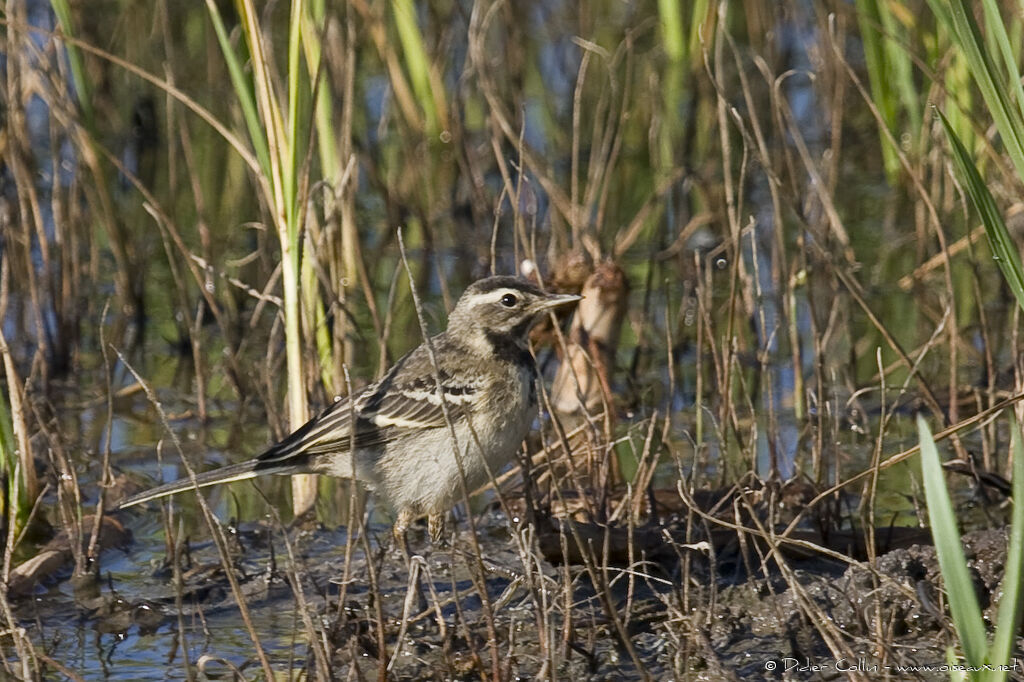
[393,508,415,558]
[428,510,448,547]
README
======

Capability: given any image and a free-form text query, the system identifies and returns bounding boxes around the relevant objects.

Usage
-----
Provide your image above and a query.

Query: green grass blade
[935,0,1024,180]
[658,0,685,62]
[989,415,1024,675]
[50,0,94,128]
[854,0,920,180]
[686,1,710,66]
[981,0,1024,128]
[302,0,340,182]
[938,110,1024,313]
[0,337,32,532]
[0,384,17,522]
[943,48,975,158]
[856,0,900,181]
[918,415,989,667]
[392,0,440,136]
[205,0,272,178]
[928,0,952,28]
[300,0,339,390]
[878,3,921,138]
[284,0,305,232]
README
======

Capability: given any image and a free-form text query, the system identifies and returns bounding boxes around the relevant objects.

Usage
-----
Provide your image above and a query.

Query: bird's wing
[252,350,481,471]
[251,393,364,470]
[350,342,482,433]
[360,374,480,430]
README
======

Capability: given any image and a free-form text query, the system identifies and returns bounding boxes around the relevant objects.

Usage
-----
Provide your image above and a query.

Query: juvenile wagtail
[119,276,581,541]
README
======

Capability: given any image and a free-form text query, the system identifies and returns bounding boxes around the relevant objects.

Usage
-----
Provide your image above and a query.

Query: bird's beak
[536,292,582,311]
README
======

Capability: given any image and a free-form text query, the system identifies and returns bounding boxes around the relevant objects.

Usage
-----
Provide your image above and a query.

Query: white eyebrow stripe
[465,288,520,306]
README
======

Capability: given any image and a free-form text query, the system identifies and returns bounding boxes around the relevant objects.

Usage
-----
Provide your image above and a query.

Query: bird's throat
[483,329,533,367]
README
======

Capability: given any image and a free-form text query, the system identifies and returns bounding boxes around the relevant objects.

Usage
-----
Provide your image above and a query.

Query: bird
[119,276,581,543]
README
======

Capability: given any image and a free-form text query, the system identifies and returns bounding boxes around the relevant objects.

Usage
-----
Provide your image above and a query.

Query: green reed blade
[931,0,1024,181]
[989,416,1024,678]
[0,338,32,533]
[392,0,441,136]
[50,0,94,128]
[918,415,989,670]
[284,0,305,233]
[980,0,1024,123]
[856,0,920,182]
[938,110,1024,314]
[658,0,685,61]
[206,0,272,178]
[879,3,921,138]
[0,386,17,523]
[858,0,897,179]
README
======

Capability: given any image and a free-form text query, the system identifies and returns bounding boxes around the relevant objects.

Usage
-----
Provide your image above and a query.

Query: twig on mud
[387,555,422,672]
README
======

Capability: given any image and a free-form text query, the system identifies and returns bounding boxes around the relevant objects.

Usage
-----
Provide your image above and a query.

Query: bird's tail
[118,459,297,509]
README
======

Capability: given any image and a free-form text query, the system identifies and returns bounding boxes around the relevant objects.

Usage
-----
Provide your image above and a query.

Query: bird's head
[448,276,581,346]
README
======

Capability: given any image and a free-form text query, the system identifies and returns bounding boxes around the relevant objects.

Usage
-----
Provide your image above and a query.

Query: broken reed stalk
[548,262,628,498]
[550,262,629,416]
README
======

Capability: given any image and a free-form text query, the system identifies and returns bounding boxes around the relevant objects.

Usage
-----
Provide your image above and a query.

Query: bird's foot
[393,508,415,560]
[427,511,450,548]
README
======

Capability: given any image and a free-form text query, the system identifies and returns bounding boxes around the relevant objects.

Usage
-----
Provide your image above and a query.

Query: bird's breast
[481,362,534,426]
[375,359,537,516]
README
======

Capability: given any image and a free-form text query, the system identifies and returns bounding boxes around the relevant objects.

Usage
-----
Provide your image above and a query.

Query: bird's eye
[500,293,518,307]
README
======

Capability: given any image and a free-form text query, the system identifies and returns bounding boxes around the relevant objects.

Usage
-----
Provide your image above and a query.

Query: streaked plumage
[119,277,580,541]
